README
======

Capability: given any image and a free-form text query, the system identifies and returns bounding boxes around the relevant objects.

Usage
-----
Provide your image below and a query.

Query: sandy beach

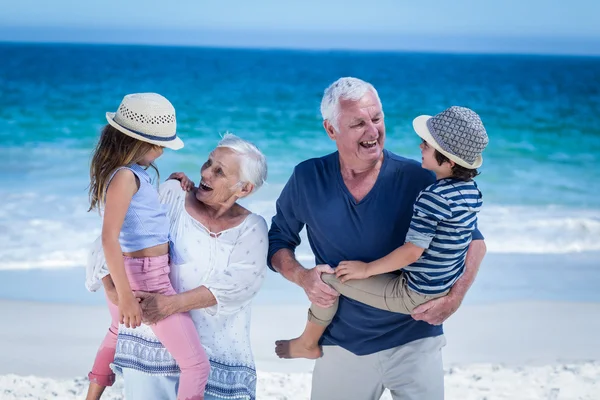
[1,300,599,399]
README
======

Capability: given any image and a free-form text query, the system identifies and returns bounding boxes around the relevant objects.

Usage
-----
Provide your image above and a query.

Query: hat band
[112,118,177,142]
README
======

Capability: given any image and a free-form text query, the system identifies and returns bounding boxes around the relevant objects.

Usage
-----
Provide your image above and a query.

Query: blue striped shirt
[404,178,483,295]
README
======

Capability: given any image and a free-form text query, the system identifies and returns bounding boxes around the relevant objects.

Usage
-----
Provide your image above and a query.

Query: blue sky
[0,0,598,54]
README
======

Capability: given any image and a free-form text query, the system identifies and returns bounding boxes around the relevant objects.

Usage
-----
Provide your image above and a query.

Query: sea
[1,42,599,306]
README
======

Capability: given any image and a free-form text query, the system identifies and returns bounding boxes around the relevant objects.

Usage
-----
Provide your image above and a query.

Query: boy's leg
[308,298,337,326]
[321,272,443,314]
[275,302,337,359]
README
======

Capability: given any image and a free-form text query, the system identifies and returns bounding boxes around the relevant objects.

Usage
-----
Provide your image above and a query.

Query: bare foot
[275,338,322,359]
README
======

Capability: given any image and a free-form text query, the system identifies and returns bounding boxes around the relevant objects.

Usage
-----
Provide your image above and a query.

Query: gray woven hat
[413,106,488,169]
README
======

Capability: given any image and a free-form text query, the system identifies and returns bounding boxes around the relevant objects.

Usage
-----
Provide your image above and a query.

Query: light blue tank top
[107,164,170,253]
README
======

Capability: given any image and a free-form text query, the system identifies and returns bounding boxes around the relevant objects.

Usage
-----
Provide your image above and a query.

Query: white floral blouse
[88,179,268,400]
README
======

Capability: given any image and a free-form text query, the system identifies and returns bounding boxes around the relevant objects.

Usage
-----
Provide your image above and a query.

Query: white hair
[217,133,267,193]
[320,77,383,131]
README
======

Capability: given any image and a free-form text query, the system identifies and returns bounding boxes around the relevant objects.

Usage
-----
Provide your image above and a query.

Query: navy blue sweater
[268,150,483,355]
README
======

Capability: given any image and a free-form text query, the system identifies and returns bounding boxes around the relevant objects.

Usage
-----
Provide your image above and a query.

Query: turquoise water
[1,43,600,276]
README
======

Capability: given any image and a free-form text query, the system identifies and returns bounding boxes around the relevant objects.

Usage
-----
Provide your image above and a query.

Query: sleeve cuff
[471,227,485,241]
[405,229,433,249]
[201,286,220,316]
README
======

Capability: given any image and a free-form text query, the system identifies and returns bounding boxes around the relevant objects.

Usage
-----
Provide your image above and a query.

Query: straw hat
[413,106,488,169]
[106,93,184,150]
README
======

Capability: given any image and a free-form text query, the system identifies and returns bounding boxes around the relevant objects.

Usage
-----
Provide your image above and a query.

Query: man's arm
[412,239,487,325]
[268,167,338,307]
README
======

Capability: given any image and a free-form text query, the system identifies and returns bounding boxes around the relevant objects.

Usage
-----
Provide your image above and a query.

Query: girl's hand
[119,294,143,328]
[168,172,195,191]
[335,261,371,283]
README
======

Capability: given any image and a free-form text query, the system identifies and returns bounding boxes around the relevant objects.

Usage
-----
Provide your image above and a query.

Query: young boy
[276,106,489,359]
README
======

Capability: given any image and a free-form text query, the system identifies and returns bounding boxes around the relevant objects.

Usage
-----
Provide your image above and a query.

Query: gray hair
[320,77,383,131]
[216,133,267,193]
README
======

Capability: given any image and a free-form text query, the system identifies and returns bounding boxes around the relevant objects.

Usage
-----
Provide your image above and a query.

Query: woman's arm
[102,169,141,328]
[138,216,268,323]
[137,286,217,324]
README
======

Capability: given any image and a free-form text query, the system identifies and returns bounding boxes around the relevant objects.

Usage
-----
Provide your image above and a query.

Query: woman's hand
[136,291,177,324]
[119,293,142,328]
[168,172,195,191]
[335,261,371,283]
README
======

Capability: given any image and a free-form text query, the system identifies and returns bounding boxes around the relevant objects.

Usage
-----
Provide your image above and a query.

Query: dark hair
[434,150,479,181]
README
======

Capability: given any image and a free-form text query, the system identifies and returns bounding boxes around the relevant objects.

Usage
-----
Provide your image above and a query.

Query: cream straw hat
[106,93,184,150]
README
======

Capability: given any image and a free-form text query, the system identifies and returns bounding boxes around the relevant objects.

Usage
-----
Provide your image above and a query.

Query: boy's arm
[367,242,425,275]
[336,190,450,282]
[335,242,425,282]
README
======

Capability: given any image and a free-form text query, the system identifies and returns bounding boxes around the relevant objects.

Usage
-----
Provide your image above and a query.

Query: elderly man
[268,77,486,399]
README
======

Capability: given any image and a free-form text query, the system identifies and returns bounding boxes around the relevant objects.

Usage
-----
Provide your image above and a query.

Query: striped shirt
[404,178,483,295]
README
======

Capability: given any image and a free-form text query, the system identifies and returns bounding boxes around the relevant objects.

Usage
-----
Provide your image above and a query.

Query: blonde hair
[88,125,160,211]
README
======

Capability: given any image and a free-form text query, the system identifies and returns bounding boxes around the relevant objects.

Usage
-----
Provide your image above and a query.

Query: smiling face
[196,147,251,206]
[325,90,385,168]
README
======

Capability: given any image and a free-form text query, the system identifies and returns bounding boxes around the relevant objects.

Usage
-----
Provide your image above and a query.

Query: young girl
[276,106,489,359]
[86,93,209,400]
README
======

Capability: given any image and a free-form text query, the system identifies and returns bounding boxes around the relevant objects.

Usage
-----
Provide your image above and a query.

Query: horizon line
[2,39,600,59]
[1,27,600,57]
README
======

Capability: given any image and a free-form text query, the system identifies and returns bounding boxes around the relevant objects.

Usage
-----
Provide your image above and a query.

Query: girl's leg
[130,255,209,400]
[150,311,209,400]
[86,291,120,400]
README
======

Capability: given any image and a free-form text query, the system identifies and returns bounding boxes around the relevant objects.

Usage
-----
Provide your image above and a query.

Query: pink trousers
[88,254,209,400]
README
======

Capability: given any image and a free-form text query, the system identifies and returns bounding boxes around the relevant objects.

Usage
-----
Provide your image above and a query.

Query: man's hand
[168,172,195,191]
[413,239,487,325]
[335,260,370,283]
[299,264,339,308]
[136,291,177,324]
[411,294,461,325]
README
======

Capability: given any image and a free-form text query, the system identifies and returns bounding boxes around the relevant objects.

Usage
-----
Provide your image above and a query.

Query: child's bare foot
[275,338,322,359]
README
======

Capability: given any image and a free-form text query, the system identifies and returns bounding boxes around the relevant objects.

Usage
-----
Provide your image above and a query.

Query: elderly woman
[86,134,268,400]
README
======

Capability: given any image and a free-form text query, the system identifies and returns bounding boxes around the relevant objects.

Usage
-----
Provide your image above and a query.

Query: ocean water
[1,43,599,304]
